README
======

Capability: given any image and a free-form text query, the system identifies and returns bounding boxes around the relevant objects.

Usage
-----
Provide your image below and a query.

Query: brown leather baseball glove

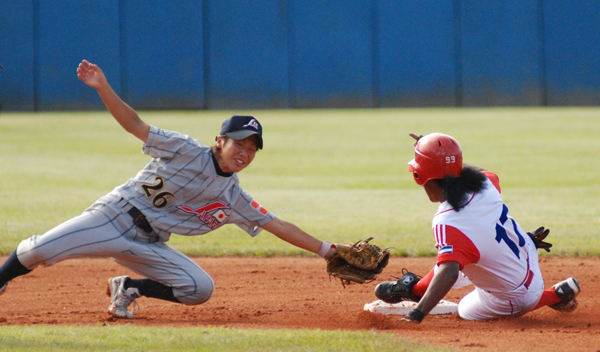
[327,237,390,287]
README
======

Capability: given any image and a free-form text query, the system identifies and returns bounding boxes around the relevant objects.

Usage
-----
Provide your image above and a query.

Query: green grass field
[1,108,599,256]
[0,325,450,352]
[0,107,599,350]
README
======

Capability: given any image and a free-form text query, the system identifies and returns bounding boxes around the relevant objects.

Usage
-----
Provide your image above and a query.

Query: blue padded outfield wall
[0,0,599,111]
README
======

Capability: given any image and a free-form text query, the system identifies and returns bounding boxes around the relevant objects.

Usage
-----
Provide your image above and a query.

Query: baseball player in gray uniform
[0,60,339,319]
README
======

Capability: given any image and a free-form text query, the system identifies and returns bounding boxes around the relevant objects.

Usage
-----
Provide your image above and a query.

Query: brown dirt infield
[0,255,599,351]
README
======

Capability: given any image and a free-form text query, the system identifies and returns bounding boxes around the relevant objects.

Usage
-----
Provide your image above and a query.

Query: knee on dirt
[174,276,215,305]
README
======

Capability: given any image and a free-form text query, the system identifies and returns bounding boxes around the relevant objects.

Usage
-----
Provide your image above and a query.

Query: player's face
[423,180,444,203]
[217,136,258,173]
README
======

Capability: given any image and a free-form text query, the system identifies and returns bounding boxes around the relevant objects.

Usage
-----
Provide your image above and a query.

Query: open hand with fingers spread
[77,60,108,90]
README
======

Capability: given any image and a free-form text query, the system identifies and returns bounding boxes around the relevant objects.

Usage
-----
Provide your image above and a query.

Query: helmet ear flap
[408,159,425,186]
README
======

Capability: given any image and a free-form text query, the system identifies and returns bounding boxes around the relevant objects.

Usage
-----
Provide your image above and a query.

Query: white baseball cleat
[107,276,140,319]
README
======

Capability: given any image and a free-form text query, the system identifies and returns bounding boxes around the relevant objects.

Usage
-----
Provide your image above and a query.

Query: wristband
[318,241,336,258]
[407,309,425,323]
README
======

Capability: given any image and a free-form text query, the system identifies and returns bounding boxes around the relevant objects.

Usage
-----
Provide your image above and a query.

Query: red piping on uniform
[518,255,533,289]
[434,192,477,217]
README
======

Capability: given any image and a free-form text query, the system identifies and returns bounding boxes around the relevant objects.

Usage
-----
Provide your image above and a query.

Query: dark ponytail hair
[434,165,487,211]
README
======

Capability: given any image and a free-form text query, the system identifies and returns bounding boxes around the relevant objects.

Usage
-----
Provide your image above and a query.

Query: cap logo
[243,119,260,131]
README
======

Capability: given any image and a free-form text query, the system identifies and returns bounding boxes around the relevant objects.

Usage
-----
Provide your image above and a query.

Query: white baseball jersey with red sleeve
[432,171,536,301]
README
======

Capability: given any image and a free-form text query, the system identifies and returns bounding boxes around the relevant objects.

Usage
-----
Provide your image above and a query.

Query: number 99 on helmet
[407,133,463,186]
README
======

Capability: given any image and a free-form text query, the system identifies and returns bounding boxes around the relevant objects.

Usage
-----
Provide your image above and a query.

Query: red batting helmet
[407,133,463,186]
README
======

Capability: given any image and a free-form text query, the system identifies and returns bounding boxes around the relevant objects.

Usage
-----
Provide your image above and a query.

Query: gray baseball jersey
[91,126,275,242]
[16,126,275,304]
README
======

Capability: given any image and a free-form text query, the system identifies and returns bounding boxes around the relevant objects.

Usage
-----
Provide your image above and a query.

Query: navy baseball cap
[219,115,263,149]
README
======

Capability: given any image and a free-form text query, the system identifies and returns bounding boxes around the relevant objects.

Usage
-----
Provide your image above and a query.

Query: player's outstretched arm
[77,60,150,142]
[261,218,336,259]
[403,261,459,323]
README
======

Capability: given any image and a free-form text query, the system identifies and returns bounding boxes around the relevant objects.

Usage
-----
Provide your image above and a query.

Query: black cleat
[549,277,580,313]
[374,269,422,303]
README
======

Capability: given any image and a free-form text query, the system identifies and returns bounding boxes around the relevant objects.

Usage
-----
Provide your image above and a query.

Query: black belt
[127,206,154,234]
